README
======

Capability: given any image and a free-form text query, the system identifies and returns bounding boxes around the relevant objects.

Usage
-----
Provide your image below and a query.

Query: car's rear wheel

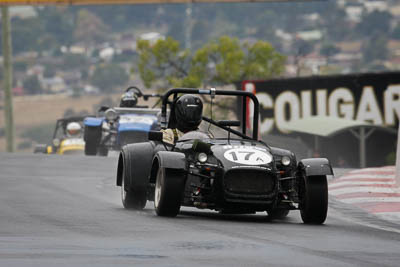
[121,165,146,210]
[300,175,328,224]
[154,167,185,217]
[267,209,290,219]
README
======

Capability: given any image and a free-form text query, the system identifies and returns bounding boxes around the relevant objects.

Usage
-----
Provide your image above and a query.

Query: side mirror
[218,120,240,127]
[148,131,163,142]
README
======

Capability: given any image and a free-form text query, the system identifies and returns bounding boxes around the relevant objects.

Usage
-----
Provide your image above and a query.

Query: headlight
[53,138,60,147]
[198,152,208,163]
[281,156,291,166]
[105,108,118,121]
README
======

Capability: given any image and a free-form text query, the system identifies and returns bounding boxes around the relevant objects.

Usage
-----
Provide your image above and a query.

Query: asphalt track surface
[1,152,400,266]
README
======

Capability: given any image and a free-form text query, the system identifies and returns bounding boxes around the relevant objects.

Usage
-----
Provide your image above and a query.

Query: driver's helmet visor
[182,104,202,123]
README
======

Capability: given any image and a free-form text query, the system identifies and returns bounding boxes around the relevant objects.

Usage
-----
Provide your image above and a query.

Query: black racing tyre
[154,167,185,217]
[267,209,290,220]
[300,175,328,224]
[98,147,109,157]
[84,126,100,156]
[85,140,97,156]
[121,166,147,210]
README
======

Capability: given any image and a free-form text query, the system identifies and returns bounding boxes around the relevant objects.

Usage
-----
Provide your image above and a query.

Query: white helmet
[66,122,81,136]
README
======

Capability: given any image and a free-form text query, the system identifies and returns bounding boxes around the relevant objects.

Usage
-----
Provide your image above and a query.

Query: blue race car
[83,86,161,156]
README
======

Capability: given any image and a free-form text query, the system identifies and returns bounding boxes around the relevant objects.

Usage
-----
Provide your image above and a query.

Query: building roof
[281,116,396,137]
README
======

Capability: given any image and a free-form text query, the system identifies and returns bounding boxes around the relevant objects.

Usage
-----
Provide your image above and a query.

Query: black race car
[116,88,333,224]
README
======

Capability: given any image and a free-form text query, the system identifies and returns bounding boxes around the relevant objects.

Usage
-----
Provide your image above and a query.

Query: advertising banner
[241,72,400,135]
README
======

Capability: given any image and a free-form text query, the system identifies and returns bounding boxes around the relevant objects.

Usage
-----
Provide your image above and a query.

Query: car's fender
[149,151,187,185]
[84,117,103,127]
[270,146,297,169]
[298,158,333,177]
[154,151,187,170]
[116,142,155,192]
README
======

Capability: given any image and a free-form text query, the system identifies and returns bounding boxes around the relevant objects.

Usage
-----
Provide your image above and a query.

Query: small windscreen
[178,131,212,141]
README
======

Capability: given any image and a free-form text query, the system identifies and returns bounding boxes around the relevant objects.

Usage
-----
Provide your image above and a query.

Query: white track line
[337,174,395,180]
[336,197,400,204]
[329,181,396,187]
[376,212,400,221]
[349,167,395,173]
[329,187,397,196]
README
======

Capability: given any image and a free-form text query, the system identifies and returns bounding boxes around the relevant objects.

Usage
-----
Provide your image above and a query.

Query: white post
[360,127,366,168]
[396,123,400,184]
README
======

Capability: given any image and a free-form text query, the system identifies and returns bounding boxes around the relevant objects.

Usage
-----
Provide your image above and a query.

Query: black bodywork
[116,88,333,224]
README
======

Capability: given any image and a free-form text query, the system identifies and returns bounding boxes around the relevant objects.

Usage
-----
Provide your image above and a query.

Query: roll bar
[161,88,259,140]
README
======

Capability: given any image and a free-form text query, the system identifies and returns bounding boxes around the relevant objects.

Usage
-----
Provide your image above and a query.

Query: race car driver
[119,89,138,107]
[162,94,203,144]
[66,122,82,137]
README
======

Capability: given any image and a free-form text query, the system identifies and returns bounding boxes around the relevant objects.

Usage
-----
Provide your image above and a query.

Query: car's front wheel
[121,166,146,210]
[84,126,100,156]
[84,140,97,155]
[300,175,328,224]
[154,167,185,217]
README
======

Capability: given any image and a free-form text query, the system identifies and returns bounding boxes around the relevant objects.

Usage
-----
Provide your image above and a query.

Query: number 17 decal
[229,151,255,161]
[224,147,272,165]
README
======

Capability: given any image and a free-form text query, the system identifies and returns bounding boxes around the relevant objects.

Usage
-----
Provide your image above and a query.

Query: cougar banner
[241,72,400,134]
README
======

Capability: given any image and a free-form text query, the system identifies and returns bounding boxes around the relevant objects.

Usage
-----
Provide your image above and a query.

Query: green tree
[137,37,191,88]
[62,53,87,70]
[90,64,129,93]
[362,34,388,64]
[293,39,313,57]
[320,43,340,58]
[74,9,109,48]
[11,17,44,54]
[36,7,75,47]
[392,23,400,40]
[43,66,56,78]
[23,75,42,95]
[137,36,285,89]
[13,61,28,72]
[356,11,392,37]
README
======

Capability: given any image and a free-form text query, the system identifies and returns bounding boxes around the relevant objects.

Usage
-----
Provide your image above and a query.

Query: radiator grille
[224,169,275,194]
